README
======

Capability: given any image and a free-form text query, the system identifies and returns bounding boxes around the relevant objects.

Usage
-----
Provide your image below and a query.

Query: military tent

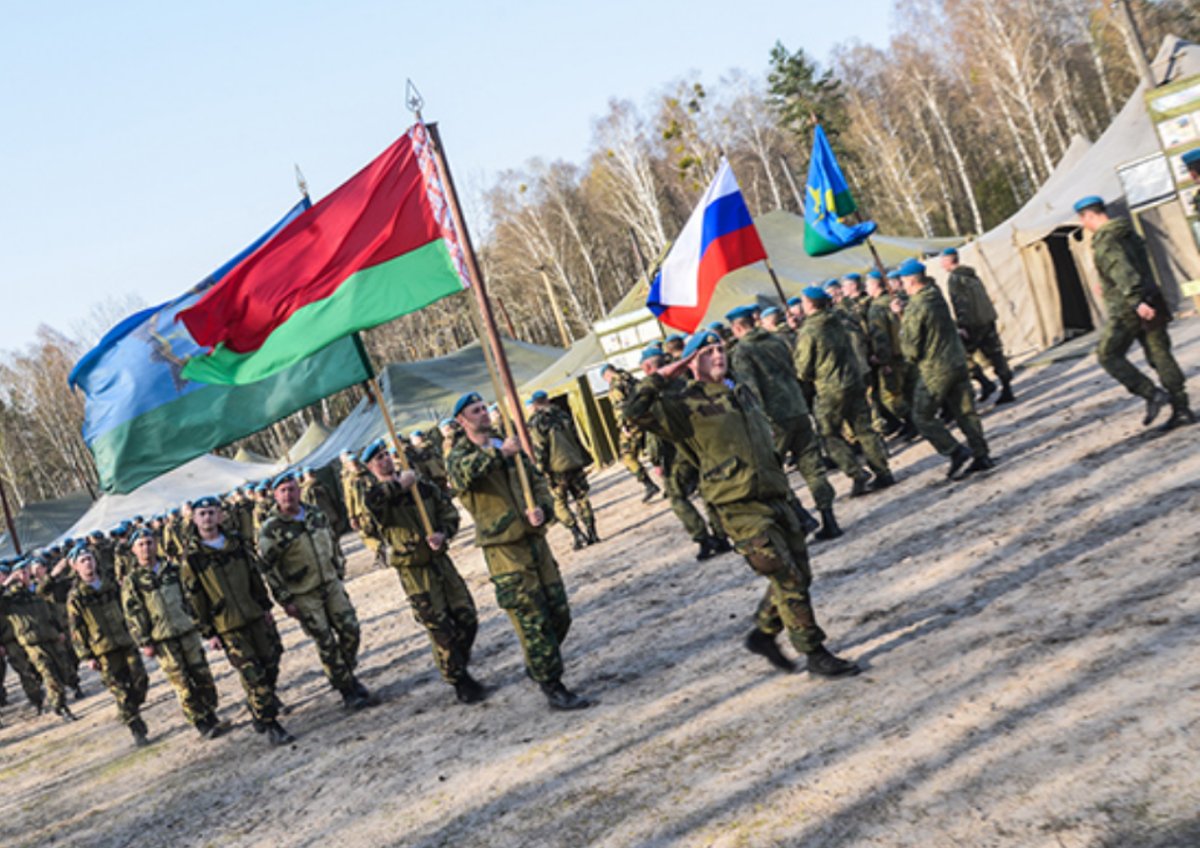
[0,490,95,557]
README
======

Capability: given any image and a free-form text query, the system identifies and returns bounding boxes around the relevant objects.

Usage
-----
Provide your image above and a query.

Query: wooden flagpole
[0,472,21,556]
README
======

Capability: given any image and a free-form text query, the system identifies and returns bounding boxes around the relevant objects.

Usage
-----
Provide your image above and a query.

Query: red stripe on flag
[657,225,766,333]
[181,135,442,353]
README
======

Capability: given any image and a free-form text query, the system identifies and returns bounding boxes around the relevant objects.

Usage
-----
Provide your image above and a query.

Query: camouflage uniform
[181,529,284,726]
[258,504,361,694]
[342,466,383,556]
[446,431,571,685]
[0,611,45,708]
[901,284,990,460]
[1090,217,1189,413]
[605,368,657,490]
[68,576,149,728]
[35,571,81,690]
[2,585,72,711]
[528,404,596,539]
[794,310,892,482]
[407,443,449,492]
[947,265,1012,386]
[122,559,219,729]
[301,476,342,536]
[364,476,477,685]
[731,326,835,510]
[624,374,830,654]
[866,292,913,420]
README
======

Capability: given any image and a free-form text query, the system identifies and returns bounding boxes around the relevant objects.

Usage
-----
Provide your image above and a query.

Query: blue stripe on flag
[700,192,754,258]
[647,270,666,316]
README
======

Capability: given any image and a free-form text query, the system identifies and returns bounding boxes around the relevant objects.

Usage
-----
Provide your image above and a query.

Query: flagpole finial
[405,79,425,118]
[294,164,309,200]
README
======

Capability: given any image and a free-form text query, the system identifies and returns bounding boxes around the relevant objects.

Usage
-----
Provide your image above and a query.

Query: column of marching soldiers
[1,211,1194,751]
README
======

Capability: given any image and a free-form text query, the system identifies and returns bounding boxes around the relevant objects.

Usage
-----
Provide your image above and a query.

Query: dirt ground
[3,318,1199,848]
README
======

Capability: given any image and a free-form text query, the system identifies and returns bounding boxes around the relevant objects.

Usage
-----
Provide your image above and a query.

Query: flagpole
[0,472,21,556]
[762,259,789,307]
[351,335,435,536]
[628,228,668,340]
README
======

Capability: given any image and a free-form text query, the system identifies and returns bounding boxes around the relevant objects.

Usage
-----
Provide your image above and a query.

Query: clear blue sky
[1,1,892,352]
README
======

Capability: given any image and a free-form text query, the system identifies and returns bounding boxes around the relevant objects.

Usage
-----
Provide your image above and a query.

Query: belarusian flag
[180,122,469,385]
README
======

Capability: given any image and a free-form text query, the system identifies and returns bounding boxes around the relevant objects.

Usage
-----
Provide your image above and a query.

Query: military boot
[641,479,660,503]
[1158,404,1196,432]
[341,684,370,711]
[814,508,843,541]
[540,680,590,711]
[585,520,600,545]
[898,418,920,441]
[695,536,719,561]
[1143,388,1170,426]
[129,716,150,747]
[805,646,861,679]
[54,703,77,723]
[744,629,796,672]
[454,673,486,705]
[947,444,972,479]
[710,534,733,555]
[994,379,1015,405]
[795,504,821,537]
[73,684,85,700]
[965,455,995,474]
[975,372,996,403]
[850,472,872,498]
[870,470,896,490]
[265,720,296,746]
[570,525,589,551]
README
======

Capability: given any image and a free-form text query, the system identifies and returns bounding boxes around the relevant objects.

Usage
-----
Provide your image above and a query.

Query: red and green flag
[180,122,470,385]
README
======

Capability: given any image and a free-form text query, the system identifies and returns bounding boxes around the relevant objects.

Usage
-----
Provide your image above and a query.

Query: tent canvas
[0,490,95,557]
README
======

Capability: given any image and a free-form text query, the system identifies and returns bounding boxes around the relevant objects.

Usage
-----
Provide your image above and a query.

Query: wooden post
[0,473,20,556]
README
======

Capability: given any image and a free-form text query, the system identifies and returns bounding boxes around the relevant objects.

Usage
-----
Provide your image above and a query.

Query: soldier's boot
[54,703,77,722]
[1143,388,1170,426]
[965,455,996,475]
[814,508,843,541]
[696,536,719,561]
[73,684,85,700]
[850,472,872,498]
[898,417,920,442]
[995,379,1015,405]
[744,629,796,672]
[584,519,600,545]
[33,696,45,716]
[641,479,661,503]
[453,672,486,705]
[570,525,589,551]
[947,445,973,480]
[710,534,733,554]
[129,716,150,748]
[341,682,371,711]
[265,720,296,746]
[0,688,7,708]
[795,504,821,537]
[1158,404,1196,433]
[540,679,590,711]
[975,373,997,403]
[871,470,896,490]
[805,645,861,679]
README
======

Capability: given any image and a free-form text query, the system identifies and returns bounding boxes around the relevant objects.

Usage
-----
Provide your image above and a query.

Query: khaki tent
[932,36,1200,361]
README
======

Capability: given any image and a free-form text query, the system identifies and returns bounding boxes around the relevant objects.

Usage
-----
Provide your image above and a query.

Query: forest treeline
[3,0,1197,507]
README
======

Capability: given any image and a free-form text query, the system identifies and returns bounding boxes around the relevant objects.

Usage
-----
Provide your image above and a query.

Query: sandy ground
[3,317,1199,848]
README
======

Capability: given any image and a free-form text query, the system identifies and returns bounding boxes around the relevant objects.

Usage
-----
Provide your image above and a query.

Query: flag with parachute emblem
[804,125,876,256]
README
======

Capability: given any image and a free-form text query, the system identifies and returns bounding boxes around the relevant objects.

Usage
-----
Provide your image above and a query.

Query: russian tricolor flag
[647,158,767,332]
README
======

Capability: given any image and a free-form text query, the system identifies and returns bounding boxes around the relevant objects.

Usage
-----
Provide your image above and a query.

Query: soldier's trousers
[875,362,912,421]
[813,389,892,479]
[219,617,283,722]
[717,497,827,654]
[1097,319,1188,408]
[483,536,571,684]
[20,640,70,709]
[913,375,989,459]
[548,469,595,531]
[395,554,478,684]
[664,461,717,542]
[962,322,1012,382]
[1,638,44,705]
[619,431,652,484]
[154,633,218,726]
[96,647,149,726]
[775,415,835,510]
[292,581,360,692]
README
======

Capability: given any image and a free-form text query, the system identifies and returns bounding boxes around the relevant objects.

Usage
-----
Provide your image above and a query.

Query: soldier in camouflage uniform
[795,287,895,495]
[259,472,372,711]
[624,329,860,679]
[301,468,343,535]
[1,563,76,720]
[67,547,151,746]
[600,364,660,502]
[760,305,796,349]
[898,259,993,478]
[725,305,840,540]
[940,248,1015,405]
[341,453,385,566]
[182,496,293,745]
[0,561,46,711]
[448,392,589,711]
[360,439,483,705]
[31,554,83,697]
[1076,196,1194,430]
[865,271,916,438]
[528,391,598,549]
[1184,149,1200,217]
[407,430,450,492]
[121,528,222,738]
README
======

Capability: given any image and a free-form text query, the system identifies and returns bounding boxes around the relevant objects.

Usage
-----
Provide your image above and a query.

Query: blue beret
[640,344,665,363]
[786,296,802,307]
[682,330,722,359]
[725,304,758,322]
[867,270,882,280]
[116,521,131,534]
[69,544,93,562]
[411,430,425,438]
[761,306,781,318]
[89,530,104,539]
[438,417,455,428]
[941,247,959,257]
[133,515,144,523]
[898,258,926,277]
[802,285,830,301]
[531,390,548,402]
[844,272,862,281]
[270,471,297,490]
[453,392,484,417]
[823,279,840,291]
[665,333,687,344]
[599,363,615,375]
[129,527,154,543]
[1073,195,1104,213]
[1183,148,1200,167]
[302,466,314,475]
[192,495,221,510]
[361,438,389,464]
[886,269,901,280]
[707,321,725,331]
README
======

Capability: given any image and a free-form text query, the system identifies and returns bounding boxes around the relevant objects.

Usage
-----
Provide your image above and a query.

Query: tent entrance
[1046,228,1094,338]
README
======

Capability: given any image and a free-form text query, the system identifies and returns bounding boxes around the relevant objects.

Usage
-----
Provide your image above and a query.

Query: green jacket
[1,585,62,646]
[606,368,641,429]
[947,265,997,327]
[67,576,135,660]
[364,477,461,568]
[624,374,788,507]
[180,530,272,639]
[729,326,811,424]
[1091,217,1170,324]
[794,309,864,395]
[900,284,969,395]
[121,560,197,646]
[834,302,869,377]
[445,430,554,547]
[529,405,592,475]
[258,505,345,604]
[866,294,903,364]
